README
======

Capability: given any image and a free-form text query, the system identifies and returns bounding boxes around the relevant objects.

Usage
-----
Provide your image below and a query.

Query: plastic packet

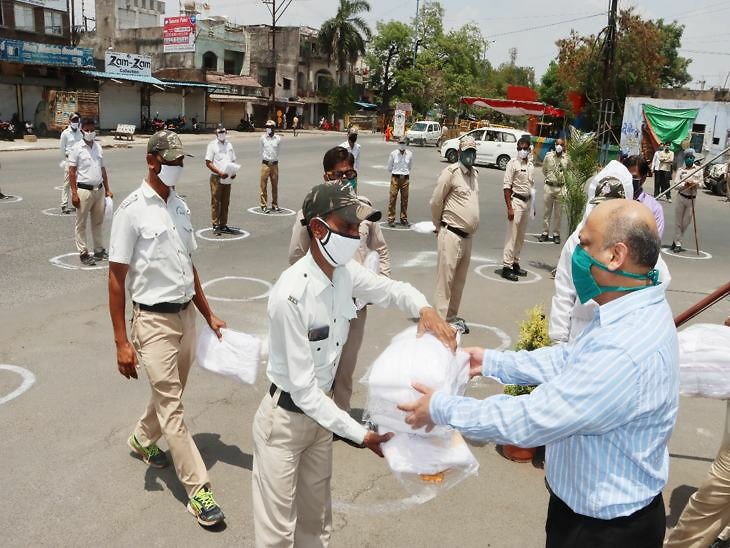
[678,324,730,399]
[410,221,437,234]
[104,196,113,225]
[196,326,261,384]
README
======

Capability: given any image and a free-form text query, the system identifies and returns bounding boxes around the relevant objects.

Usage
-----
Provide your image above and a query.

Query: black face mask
[349,135,358,144]
[632,177,642,198]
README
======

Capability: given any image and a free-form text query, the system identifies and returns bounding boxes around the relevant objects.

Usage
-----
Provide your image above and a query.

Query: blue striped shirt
[430,284,679,519]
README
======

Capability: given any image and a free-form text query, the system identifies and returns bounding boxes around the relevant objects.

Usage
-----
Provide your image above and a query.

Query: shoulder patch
[119,193,139,209]
[447,164,460,172]
[288,295,298,305]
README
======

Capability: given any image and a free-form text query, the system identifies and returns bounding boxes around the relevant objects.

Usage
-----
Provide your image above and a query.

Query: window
[44,10,62,35]
[14,3,35,32]
[283,78,291,91]
[202,51,217,71]
[501,132,516,143]
[469,130,485,141]
[484,130,499,142]
[690,123,706,153]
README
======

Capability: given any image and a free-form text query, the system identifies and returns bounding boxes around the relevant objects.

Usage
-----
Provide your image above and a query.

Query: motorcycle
[191,117,200,134]
[165,115,186,132]
[0,119,15,141]
[704,161,728,196]
[236,118,255,132]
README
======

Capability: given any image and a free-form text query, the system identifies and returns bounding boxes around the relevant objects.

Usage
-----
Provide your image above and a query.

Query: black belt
[392,173,409,179]
[441,222,470,239]
[133,300,191,313]
[262,160,278,166]
[269,383,303,414]
[77,183,102,191]
[679,192,696,200]
[512,192,529,202]
[545,181,563,187]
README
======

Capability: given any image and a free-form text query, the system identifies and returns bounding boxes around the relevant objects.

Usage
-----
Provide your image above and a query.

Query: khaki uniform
[68,140,106,255]
[502,157,535,268]
[260,134,281,209]
[541,151,568,236]
[673,167,702,247]
[430,163,479,320]
[387,149,413,224]
[205,138,236,227]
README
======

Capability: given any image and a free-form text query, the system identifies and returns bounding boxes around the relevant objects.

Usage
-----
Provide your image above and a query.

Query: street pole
[413,0,420,65]
[598,0,618,163]
[262,0,294,122]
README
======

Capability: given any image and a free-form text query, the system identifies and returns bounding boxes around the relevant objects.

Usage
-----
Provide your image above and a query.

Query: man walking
[260,119,281,213]
[653,141,674,202]
[292,114,299,137]
[501,135,535,281]
[539,138,568,243]
[671,149,703,253]
[205,124,237,235]
[59,112,83,214]
[430,136,479,329]
[340,127,361,190]
[386,138,412,227]
[68,118,112,266]
[108,130,226,527]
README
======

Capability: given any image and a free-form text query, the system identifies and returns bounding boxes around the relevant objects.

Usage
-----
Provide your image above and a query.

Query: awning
[206,73,262,88]
[160,80,222,89]
[354,101,378,110]
[642,104,698,150]
[209,93,269,105]
[81,70,165,86]
[461,97,565,117]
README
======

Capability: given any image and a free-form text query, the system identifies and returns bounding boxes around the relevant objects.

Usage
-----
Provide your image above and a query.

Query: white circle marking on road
[53,185,64,190]
[333,493,436,515]
[465,323,512,352]
[0,365,36,405]
[0,195,23,204]
[195,227,251,242]
[247,206,295,217]
[360,180,391,187]
[42,207,76,217]
[661,248,712,260]
[525,233,559,245]
[369,164,388,169]
[202,276,272,302]
[49,253,108,271]
[474,263,543,285]
[379,221,420,232]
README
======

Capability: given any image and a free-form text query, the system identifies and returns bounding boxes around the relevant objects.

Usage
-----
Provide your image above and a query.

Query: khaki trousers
[673,194,694,246]
[387,175,409,223]
[542,183,563,236]
[260,163,279,209]
[131,305,209,498]
[503,197,530,268]
[61,165,70,207]
[209,174,232,227]
[74,186,105,254]
[333,306,367,411]
[252,393,333,548]
[434,228,473,321]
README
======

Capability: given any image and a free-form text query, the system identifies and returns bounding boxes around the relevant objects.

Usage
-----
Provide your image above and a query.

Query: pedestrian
[401,199,678,548]
[340,126,361,174]
[288,146,391,411]
[386,138,413,227]
[252,181,455,547]
[501,135,535,281]
[68,117,112,266]
[384,124,392,142]
[292,114,299,137]
[205,124,237,235]
[670,149,703,253]
[653,141,674,202]
[624,154,665,237]
[59,112,83,214]
[539,138,568,244]
[260,119,281,213]
[430,135,479,331]
[108,130,226,527]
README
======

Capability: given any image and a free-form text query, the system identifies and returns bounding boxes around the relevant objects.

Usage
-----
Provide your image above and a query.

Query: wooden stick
[674,281,730,328]
[691,198,700,256]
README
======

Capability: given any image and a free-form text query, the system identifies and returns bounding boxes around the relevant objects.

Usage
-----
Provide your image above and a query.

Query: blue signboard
[0,39,94,68]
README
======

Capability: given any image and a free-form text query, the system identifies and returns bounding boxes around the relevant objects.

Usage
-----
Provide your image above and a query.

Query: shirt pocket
[139,224,169,262]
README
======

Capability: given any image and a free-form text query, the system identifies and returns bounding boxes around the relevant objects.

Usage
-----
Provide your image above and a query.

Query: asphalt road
[0,132,728,547]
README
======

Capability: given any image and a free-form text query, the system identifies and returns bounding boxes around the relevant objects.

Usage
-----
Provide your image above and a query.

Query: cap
[348,127,359,135]
[69,113,80,121]
[147,130,191,161]
[685,148,696,157]
[216,124,226,133]
[302,182,381,225]
[265,120,276,127]
[589,176,627,204]
[460,136,477,151]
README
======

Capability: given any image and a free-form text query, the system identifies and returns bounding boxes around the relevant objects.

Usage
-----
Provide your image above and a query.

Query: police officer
[430,136,479,329]
[108,130,226,528]
[539,138,568,243]
[671,149,703,253]
[205,124,237,235]
[502,135,535,281]
[59,112,83,214]
[387,138,413,227]
[260,120,281,213]
[252,182,455,547]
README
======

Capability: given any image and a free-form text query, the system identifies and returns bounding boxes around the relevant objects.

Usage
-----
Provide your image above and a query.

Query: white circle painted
[474,263,543,285]
[661,248,712,260]
[379,221,418,232]
[465,323,512,351]
[360,180,391,187]
[247,206,295,217]
[0,364,36,405]
[525,233,558,245]
[0,195,23,204]
[54,185,64,190]
[370,164,388,169]
[202,276,272,302]
[42,207,76,217]
[195,227,250,242]
[49,252,108,271]
[333,492,436,515]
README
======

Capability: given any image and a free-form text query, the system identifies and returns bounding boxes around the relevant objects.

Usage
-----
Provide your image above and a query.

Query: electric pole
[262,0,294,121]
[597,0,618,163]
[413,0,420,65]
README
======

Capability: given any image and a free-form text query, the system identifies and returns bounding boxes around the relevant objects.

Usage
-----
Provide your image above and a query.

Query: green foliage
[318,0,372,85]
[365,21,413,111]
[328,85,357,118]
[504,384,535,397]
[538,60,570,113]
[505,305,551,397]
[562,126,599,234]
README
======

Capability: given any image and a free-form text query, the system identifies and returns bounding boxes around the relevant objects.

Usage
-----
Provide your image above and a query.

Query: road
[0,132,728,547]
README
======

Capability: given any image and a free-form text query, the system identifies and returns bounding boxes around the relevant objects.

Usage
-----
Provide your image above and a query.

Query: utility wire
[681,49,730,56]
[488,13,604,39]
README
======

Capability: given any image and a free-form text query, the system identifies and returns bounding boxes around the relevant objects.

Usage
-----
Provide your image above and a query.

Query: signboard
[105,51,152,77]
[0,39,94,68]
[15,0,67,12]
[395,102,412,113]
[163,16,197,53]
[393,109,406,138]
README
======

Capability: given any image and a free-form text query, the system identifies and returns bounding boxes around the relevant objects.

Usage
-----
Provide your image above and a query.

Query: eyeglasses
[326,169,357,181]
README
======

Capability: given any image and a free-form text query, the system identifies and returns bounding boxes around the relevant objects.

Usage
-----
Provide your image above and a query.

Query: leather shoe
[513,263,528,277]
[537,233,550,242]
[553,234,561,244]
[501,267,519,281]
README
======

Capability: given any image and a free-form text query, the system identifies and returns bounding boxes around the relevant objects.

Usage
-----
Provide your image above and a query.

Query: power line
[488,13,604,39]
[681,49,730,56]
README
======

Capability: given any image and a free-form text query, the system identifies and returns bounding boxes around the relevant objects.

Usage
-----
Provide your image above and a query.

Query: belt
[262,160,279,166]
[441,222,470,239]
[679,192,696,200]
[133,300,191,313]
[269,383,303,414]
[512,192,529,202]
[392,173,409,178]
[77,183,102,191]
[545,181,563,187]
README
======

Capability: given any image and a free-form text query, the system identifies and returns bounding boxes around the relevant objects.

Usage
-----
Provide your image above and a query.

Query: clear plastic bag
[410,221,437,234]
[679,324,730,399]
[195,326,261,384]
[104,196,113,225]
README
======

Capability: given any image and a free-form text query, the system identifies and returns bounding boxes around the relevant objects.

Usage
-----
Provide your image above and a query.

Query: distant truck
[33,90,100,137]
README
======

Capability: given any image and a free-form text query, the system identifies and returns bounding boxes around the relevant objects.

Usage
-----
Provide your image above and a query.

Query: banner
[105,51,152,77]
[163,16,196,53]
[393,109,406,138]
[15,0,67,12]
[0,39,93,68]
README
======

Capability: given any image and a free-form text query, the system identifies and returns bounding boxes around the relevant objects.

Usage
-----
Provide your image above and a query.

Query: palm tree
[318,0,372,86]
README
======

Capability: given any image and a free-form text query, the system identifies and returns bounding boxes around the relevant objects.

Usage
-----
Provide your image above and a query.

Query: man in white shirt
[205,125,237,235]
[387,138,413,227]
[252,182,455,547]
[59,112,83,214]
[68,118,112,266]
[340,127,361,190]
[260,119,282,213]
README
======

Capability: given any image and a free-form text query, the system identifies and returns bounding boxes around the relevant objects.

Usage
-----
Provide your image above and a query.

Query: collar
[141,179,168,204]
[597,284,665,328]
[302,251,333,296]
[458,162,473,174]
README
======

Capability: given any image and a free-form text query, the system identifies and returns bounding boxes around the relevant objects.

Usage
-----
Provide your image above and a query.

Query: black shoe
[537,233,550,242]
[670,242,677,251]
[553,234,561,244]
[387,221,396,227]
[261,206,270,214]
[710,538,730,548]
[93,249,108,261]
[501,267,519,281]
[220,225,236,234]
[61,206,75,214]
[550,267,557,279]
[451,317,470,335]
[80,253,96,266]
[513,263,528,277]
[0,193,7,199]
[272,206,282,213]
[674,245,684,253]
[399,219,410,227]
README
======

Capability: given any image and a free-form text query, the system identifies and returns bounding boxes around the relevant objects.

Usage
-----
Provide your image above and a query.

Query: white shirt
[59,126,83,159]
[387,149,412,175]
[340,140,361,171]
[67,140,105,185]
[261,134,281,162]
[651,150,661,173]
[205,139,237,182]
[109,181,197,306]
[266,252,429,443]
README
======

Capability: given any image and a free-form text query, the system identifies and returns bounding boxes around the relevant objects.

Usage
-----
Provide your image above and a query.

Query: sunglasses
[326,169,357,181]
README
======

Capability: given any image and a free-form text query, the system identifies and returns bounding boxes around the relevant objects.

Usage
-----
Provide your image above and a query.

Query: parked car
[405,121,442,147]
[704,161,728,196]
[440,126,532,170]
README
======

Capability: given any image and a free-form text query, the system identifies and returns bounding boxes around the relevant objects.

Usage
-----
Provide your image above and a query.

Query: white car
[405,121,442,147]
[440,126,532,170]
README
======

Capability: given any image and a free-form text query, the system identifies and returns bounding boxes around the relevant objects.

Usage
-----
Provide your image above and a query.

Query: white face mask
[70,122,79,131]
[555,144,563,154]
[517,149,530,160]
[266,128,273,136]
[158,164,184,187]
[217,133,226,142]
[315,219,360,267]
[399,145,406,152]
[82,130,95,142]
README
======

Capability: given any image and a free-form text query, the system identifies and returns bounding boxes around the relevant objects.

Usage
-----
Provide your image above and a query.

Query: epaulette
[287,268,310,305]
[118,193,139,209]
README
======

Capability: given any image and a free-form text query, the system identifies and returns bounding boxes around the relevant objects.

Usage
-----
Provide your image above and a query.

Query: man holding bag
[205,124,237,235]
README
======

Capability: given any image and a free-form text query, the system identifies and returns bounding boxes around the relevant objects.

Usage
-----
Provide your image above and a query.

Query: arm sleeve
[67,143,79,167]
[99,147,106,168]
[549,234,578,342]
[287,215,310,265]
[430,169,452,227]
[481,344,568,386]
[387,151,394,173]
[542,153,550,177]
[230,144,237,163]
[503,161,515,189]
[367,221,391,277]
[108,207,137,264]
[407,152,413,171]
[204,143,214,162]
[348,261,428,317]
[60,132,67,158]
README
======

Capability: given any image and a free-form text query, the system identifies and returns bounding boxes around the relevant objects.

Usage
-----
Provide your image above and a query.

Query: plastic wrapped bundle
[196,326,261,384]
[679,324,730,399]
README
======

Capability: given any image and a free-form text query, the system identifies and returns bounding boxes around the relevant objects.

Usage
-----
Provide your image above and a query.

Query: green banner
[642,104,698,150]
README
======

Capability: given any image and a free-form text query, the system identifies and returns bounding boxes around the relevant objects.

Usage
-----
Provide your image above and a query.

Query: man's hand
[218,172,229,179]
[71,192,80,209]
[417,307,457,352]
[724,317,730,328]
[363,430,394,457]
[207,314,226,339]
[398,383,436,432]
[230,174,237,180]
[116,340,138,379]
[507,208,515,221]
[105,190,114,198]
[464,346,485,378]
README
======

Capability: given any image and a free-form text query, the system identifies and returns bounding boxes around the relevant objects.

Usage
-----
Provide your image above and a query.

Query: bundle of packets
[678,324,730,399]
[362,327,478,495]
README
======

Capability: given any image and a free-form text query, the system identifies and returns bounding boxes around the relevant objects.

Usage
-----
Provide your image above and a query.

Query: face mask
[664,146,670,152]
[266,128,274,136]
[555,144,563,154]
[157,163,184,187]
[217,133,226,142]
[70,122,79,131]
[315,218,360,267]
[82,130,95,142]
[632,177,642,197]
[684,158,694,167]
[459,149,476,168]
[517,149,530,160]
[399,145,406,152]
[571,245,659,304]
[349,135,358,144]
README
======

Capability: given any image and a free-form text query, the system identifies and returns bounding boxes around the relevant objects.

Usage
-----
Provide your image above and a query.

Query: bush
[504,305,551,397]
[562,126,599,234]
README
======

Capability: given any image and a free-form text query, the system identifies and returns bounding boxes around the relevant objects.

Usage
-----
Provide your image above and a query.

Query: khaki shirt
[503,157,535,196]
[657,150,674,172]
[675,167,702,197]
[430,163,480,234]
[542,151,569,185]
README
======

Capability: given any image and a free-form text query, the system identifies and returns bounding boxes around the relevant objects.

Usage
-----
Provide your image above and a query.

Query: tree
[328,85,358,119]
[318,0,372,86]
[366,21,413,112]
[538,60,569,112]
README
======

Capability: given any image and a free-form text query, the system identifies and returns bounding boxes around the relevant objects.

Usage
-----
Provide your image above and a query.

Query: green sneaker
[187,487,225,527]
[127,435,170,468]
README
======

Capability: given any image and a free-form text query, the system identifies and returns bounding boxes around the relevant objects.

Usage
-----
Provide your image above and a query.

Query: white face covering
[399,145,406,152]
[70,122,79,131]
[517,149,530,160]
[266,128,273,136]
[314,219,360,267]
[82,130,96,142]
[158,164,184,187]
[555,144,563,154]
[217,133,226,142]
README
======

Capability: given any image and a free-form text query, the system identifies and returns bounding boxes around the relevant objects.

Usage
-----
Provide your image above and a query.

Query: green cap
[302,182,381,225]
[589,176,626,204]
[147,130,190,161]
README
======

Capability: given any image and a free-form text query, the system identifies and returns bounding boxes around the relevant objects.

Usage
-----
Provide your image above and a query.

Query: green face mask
[571,245,659,304]
[346,177,357,192]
